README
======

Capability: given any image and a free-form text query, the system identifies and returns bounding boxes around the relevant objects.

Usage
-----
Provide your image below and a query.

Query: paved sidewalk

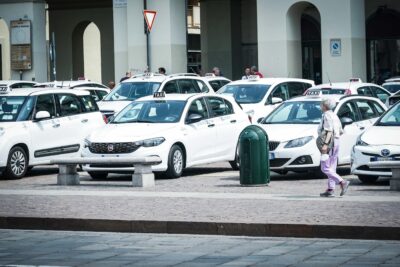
[1,229,399,267]
[0,163,399,239]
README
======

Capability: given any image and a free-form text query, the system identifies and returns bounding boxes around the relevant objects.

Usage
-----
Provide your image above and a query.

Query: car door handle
[81,119,89,123]
[230,120,237,123]
[53,123,60,128]
[208,124,215,128]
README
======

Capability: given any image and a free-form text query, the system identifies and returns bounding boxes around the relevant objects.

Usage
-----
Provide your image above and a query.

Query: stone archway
[286,1,322,83]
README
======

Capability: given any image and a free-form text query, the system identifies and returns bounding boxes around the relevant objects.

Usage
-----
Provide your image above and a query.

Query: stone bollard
[391,168,400,191]
[132,164,155,187]
[57,164,80,185]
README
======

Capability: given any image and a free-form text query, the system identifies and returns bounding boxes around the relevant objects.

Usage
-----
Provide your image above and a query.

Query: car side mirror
[271,97,283,104]
[257,117,264,124]
[340,117,353,127]
[35,111,51,121]
[186,113,203,124]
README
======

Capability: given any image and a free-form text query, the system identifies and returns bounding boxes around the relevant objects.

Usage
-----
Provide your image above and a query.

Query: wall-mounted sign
[10,20,32,70]
[330,39,341,57]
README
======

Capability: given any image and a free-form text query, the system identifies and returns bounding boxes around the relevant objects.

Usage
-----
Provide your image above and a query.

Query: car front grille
[268,141,280,151]
[89,142,139,154]
[270,158,290,167]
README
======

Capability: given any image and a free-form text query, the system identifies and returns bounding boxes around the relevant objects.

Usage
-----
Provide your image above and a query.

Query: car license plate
[269,152,275,160]
[371,157,395,162]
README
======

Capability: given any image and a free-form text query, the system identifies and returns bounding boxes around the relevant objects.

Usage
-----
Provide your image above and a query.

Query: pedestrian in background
[158,67,166,75]
[108,81,115,89]
[251,66,264,78]
[242,67,251,80]
[120,71,131,82]
[212,67,221,76]
[318,98,350,197]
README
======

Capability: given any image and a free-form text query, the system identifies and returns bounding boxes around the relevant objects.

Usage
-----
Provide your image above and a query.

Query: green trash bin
[239,125,270,186]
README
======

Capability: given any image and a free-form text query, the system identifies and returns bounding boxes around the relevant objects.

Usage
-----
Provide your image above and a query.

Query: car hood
[362,126,400,145]
[258,123,318,142]
[87,123,177,143]
[97,100,132,114]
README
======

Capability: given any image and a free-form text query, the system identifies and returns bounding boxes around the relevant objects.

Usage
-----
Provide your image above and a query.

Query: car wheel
[358,175,379,184]
[3,147,29,179]
[165,145,184,178]
[229,144,240,170]
[88,171,108,180]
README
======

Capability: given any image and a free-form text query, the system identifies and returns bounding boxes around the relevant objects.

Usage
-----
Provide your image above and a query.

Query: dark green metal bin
[239,125,270,186]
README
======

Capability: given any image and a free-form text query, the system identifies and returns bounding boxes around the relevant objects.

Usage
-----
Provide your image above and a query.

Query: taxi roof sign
[248,75,260,81]
[0,86,10,94]
[153,91,165,98]
[204,73,216,77]
[349,78,362,83]
[143,10,157,32]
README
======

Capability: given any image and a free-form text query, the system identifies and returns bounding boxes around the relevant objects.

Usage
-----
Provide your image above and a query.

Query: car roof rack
[168,73,199,78]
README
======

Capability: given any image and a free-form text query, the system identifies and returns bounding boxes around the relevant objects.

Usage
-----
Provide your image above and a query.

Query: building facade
[0,0,399,84]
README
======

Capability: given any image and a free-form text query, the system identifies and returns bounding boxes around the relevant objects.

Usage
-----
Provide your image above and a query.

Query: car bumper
[351,145,400,177]
[81,145,169,173]
[268,141,320,171]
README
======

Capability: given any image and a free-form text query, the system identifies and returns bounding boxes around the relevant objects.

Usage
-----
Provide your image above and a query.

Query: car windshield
[218,84,271,104]
[383,84,400,94]
[103,82,161,101]
[376,103,400,126]
[263,101,322,124]
[112,100,186,124]
[0,96,33,122]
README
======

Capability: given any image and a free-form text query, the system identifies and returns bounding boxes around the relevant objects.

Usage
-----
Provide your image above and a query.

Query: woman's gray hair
[321,98,336,110]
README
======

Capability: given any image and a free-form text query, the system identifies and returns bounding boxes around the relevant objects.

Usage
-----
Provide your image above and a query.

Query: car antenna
[326,72,332,86]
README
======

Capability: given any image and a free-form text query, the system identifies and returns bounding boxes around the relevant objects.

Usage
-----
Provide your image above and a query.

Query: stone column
[113,1,129,80]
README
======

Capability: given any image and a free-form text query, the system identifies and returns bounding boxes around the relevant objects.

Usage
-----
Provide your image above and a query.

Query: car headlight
[355,134,368,146]
[284,136,313,148]
[134,137,165,147]
[0,127,5,137]
[84,138,91,148]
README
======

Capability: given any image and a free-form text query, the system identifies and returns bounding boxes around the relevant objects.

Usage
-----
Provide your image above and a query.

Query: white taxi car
[304,79,392,103]
[82,93,250,179]
[34,80,109,89]
[351,101,400,183]
[0,80,37,92]
[0,88,105,179]
[97,73,214,118]
[258,95,387,175]
[217,77,314,122]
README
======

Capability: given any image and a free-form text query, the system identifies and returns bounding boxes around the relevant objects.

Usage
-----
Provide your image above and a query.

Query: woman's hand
[321,144,328,154]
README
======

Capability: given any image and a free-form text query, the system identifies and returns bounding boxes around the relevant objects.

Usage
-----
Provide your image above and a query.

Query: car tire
[229,144,240,170]
[88,171,108,180]
[358,175,379,184]
[2,146,29,179]
[165,145,184,179]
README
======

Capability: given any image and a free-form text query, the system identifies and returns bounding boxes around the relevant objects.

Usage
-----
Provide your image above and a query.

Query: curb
[0,217,399,240]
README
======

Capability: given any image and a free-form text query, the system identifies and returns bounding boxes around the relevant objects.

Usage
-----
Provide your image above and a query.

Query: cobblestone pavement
[0,229,399,267]
[0,164,399,227]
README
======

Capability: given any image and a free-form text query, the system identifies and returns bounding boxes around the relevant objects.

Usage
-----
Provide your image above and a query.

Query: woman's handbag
[316,130,333,154]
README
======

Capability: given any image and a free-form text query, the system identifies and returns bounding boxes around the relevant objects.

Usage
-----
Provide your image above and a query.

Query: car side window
[207,97,232,117]
[97,90,108,100]
[56,94,83,116]
[208,81,220,91]
[163,81,179,94]
[80,95,99,112]
[88,90,99,101]
[357,86,373,96]
[186,98,209,122]
[354,100,377,120]
[303,83,313,90]
[371,86,390,103]
[370,100,385,116]
[267,83,289,104]
[35,94,56,118]
[287,82,306,98]
[337,101,359,122]
[195,80,209,92]
[178,79,200,94]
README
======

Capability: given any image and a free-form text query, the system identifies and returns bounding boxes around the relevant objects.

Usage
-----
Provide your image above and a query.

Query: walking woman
[318,98,350,197]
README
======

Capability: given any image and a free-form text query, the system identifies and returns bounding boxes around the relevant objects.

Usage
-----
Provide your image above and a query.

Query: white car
[217,77,314,122]
[0,80,37,92]
[82,93,250,179]
[351,101,400,183]
[202,74,231,92]
[0,88,105,179]
[34,80,109,89]
[257,95,387,175]
[305,79,392,104]
[97,73,214,118]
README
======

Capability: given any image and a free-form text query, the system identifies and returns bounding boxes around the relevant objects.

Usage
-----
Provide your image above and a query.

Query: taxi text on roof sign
[153,91,165,98]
